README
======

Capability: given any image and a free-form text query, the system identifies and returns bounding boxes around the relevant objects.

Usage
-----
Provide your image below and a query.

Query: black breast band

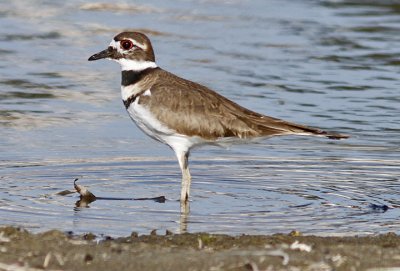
[121,67,158,109]
[123,94,137,109]
[121,67,158,86]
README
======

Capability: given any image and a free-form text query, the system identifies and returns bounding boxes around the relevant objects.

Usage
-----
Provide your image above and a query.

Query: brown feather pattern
[135,68,348,140]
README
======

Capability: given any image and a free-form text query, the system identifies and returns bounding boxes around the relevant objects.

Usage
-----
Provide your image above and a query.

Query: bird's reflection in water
[180,201,190,233]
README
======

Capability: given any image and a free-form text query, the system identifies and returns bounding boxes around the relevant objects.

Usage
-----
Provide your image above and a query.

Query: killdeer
[88,32,348,206]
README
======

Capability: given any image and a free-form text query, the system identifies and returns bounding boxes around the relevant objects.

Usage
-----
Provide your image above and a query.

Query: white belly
[126,97,206,153]
[127,98,173,142]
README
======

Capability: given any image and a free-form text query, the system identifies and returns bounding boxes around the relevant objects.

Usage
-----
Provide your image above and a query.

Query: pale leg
[176,151,191,203]
[181,161,191,201]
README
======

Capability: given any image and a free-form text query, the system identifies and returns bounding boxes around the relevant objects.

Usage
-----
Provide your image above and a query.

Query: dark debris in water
[368,204,389,212]
[72,178,166,207]
[56,190,75,196]
[74,178,96,201]
[289,203,313,208]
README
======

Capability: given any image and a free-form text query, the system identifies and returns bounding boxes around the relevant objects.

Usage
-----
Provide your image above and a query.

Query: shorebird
[88,32,348,207]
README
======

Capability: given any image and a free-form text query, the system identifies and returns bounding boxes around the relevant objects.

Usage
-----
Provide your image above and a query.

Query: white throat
[115,58,157,71]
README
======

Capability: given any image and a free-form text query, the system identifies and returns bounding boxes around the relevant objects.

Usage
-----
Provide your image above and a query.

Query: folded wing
[140,70,348,141]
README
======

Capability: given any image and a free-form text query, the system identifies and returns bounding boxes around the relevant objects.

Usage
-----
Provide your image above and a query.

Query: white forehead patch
[109,38,147,54]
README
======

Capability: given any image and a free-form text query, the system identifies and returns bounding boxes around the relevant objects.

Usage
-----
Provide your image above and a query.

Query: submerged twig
[74,179,96,201]
[74,178,97,207]
[73,178,166,207]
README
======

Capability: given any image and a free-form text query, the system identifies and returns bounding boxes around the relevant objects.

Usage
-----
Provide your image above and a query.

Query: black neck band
[121,67,157,87]
[123,95,137,109]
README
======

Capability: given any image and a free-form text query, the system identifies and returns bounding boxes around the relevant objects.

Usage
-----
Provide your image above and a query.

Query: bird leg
[176,151,191,203]
[181,155,191,202]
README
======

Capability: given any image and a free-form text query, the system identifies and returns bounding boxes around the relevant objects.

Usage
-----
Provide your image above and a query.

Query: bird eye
[121,40,134,50]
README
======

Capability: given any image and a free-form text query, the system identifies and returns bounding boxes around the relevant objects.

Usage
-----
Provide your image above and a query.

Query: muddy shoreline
[0,227,399,271]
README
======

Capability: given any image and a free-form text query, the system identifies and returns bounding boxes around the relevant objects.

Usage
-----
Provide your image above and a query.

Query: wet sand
[0,227,399,271]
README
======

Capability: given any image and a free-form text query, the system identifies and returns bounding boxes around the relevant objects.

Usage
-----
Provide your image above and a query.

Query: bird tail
[289,124,349,140]
[220,96,349,140]
[251,115,349,140]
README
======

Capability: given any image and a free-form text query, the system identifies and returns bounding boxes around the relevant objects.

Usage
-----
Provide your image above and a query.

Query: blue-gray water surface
[0,0,399,236]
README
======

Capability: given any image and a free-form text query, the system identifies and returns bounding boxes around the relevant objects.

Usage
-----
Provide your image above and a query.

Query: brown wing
[139,69,348,140]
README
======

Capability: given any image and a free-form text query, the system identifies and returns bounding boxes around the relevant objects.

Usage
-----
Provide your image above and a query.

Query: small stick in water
[73,178,166,207]
[74,178,97,202]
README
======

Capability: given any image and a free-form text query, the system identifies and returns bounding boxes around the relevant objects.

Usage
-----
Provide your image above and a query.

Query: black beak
[88,47,116,61]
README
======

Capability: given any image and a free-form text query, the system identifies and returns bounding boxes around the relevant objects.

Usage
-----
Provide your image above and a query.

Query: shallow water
[0,0,399,236]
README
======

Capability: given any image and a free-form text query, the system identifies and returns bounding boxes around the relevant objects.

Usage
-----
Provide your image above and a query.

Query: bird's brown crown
[113,32,155,62]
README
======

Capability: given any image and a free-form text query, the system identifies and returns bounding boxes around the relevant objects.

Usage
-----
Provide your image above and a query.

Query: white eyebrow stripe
[109,38,146,54]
